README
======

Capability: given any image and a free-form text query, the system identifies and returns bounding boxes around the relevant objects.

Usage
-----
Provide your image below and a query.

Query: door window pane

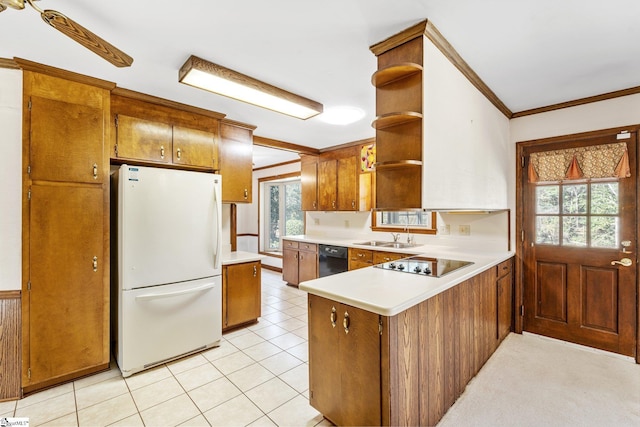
[562,184,587,214]
[591,182,619,215]
[562,216,587,246]
[536,216,559,245]
[591,217,618,248]
[533,180,620,249]
[536,186,559,214]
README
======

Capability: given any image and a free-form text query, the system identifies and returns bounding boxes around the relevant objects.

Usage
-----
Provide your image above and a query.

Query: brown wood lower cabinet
[308,259,514,426]
[282,240,318,286]
[222,261,261,331]
[308,296,381,426]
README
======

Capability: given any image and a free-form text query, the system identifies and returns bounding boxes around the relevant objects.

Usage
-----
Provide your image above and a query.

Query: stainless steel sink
[353,240,393,247]
[384,242,418,249]
[353,241,418,249]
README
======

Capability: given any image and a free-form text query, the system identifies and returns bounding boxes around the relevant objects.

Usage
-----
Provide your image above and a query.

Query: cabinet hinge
[27,189,31,200]
[27,281,31,291]
[114,114,119,128]
[27,368,31,380]
[520,305,525,317]
[114,144,118,156]
[28,98,32,111]
[521,230,525,242]
[521,156,525,168]
[27,165,31,175]
[379,317,383,335]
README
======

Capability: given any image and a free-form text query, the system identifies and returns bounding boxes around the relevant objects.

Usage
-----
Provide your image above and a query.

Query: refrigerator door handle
[135,283,215,301]
[212,179,221,269]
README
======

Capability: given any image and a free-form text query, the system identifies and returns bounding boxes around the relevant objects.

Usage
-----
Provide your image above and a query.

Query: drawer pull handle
[343,311,350,334]
[330,306,337,328]
[176,147,182,160]
[92,163,98,179]
[160,145,165,159]
[244,189,248,199]
[92,256,98,272]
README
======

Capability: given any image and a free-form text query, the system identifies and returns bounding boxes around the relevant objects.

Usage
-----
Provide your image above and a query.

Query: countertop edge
[300,251,514,316]
[222,251,266,265]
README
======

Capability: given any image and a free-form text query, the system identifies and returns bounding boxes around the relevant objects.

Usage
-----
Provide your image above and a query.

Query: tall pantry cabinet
[19,60,113,394]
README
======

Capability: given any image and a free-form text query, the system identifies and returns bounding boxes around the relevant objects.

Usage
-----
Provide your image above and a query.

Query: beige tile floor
[2,269,639,427]
[0,270,328,427]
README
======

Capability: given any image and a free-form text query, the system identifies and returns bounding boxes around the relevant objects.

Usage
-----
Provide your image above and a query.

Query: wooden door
[337,157,357,211]
[27,183,106,386]
[298,249,318,283]
[30,96,104,183]
[115,114,172,163]
[308,295,342,423]
[282,248,299,285]
[301,159,318,211]
[220,122,253,203]
[497,273,513,341]
[173,125,217,169]
[318,159,337,210]
[522,133,637,356]
[339,304,381,426]
[225,262,261,328]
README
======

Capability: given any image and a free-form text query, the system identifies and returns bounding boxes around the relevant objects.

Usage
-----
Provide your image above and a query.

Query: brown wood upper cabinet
[113,114,218,170]
[219,121,254,203]
[21,66,112,394]
[302,145,372,212]
[300,155,318,210]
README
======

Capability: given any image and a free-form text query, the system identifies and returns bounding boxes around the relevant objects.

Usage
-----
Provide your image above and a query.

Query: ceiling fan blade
[40,9,133,67]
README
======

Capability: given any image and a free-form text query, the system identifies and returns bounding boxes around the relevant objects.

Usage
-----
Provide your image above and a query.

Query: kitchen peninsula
[297,237,513,426]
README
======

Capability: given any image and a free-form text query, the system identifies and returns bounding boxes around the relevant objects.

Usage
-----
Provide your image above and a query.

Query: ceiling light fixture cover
[318,106,366,125]
[179,55,323,120]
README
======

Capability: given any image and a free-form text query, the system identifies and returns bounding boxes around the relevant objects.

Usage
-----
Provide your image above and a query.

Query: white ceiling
[2,0,639,168]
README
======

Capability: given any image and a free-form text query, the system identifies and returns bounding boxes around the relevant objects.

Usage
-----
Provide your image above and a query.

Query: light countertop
[286,235,513,316]
[222,251,266,265]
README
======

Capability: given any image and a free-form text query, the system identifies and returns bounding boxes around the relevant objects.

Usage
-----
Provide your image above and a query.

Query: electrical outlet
[438,225,451,235]
[459,225,471,236]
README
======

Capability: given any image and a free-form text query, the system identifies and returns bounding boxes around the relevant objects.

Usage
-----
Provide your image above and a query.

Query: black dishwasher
[318,245,349,277]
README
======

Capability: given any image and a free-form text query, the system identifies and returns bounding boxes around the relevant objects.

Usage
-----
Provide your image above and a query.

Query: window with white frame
[263,179,302,252]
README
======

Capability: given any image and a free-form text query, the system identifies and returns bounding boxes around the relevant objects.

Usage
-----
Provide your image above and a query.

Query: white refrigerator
[112,165,222,377]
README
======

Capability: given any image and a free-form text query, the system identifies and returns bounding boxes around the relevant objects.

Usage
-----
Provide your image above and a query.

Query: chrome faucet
[391,232,400,242]
[405,226,414,245]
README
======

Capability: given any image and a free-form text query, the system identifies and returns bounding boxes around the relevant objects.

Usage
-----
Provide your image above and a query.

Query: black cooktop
[374,255,473,278]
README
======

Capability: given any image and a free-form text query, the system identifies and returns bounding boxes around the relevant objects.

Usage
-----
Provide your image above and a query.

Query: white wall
[0,68,22,291]
[510,93,640,142]
[423,38,512,210]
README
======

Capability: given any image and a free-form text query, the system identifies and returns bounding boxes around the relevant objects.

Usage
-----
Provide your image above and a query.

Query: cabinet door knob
[351,200,355,209]
[330,306,337,328]
[244,189,248,199]
[92,256,98,272]
[313,201,317,209]
[176,147,182,160]
[92,163,98,179]
[160,145,165,159]
[343,311,350,334]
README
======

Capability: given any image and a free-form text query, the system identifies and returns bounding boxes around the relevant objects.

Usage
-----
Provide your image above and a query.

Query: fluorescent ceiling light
[317,106,366,125]
[179,55,323,120]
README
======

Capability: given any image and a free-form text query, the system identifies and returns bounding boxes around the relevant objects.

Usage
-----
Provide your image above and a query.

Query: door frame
[515,124,640,363]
